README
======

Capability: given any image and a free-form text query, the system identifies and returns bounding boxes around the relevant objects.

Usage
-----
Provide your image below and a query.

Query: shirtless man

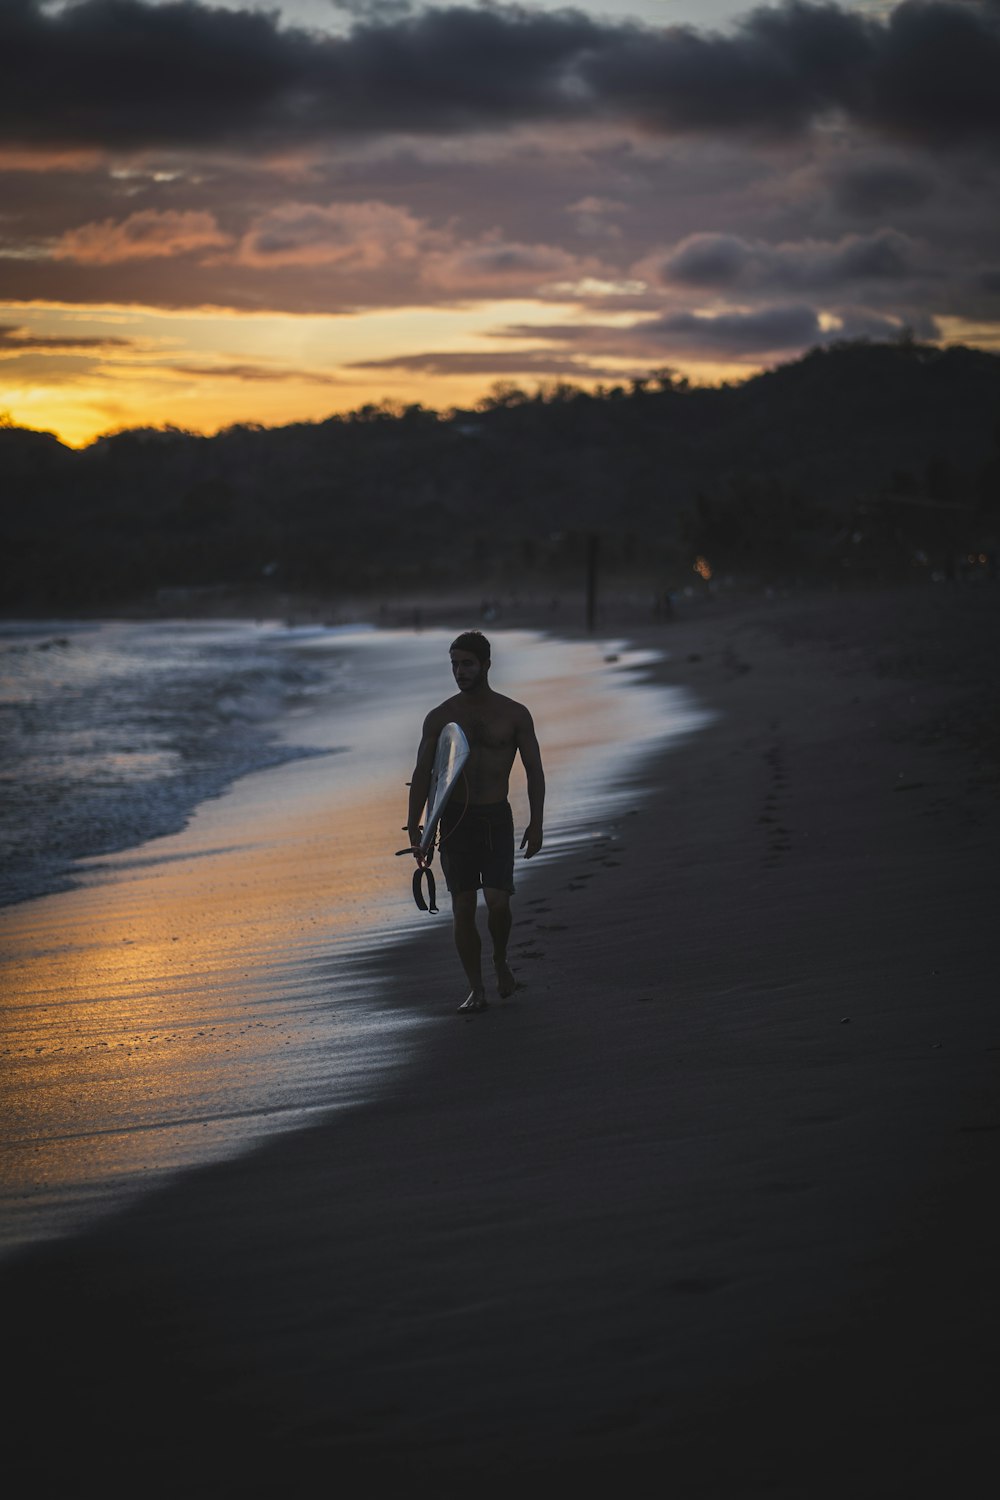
[407,631,545,1013]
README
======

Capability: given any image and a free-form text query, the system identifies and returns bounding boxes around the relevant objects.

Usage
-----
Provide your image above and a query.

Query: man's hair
[450,630,491,664]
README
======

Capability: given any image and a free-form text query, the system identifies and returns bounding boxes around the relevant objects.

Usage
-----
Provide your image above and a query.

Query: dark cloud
[832,230,913,281]
[585,1,875,139]
[861,0,1000,146]
[659,228,919,290]
[659,234,755,287]
[833,307,939,340]
[2,1,999,152]
[828,159,935,215]
[0,0,312,150]
[639,303,823,352]
[589,2,1000,146]
[0,0,609,149]
[349,301,946,372]
[491,303,939,359]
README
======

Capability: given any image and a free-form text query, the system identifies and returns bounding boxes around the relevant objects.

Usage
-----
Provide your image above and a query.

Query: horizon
[4,345,775,450]
[7,333,971,452]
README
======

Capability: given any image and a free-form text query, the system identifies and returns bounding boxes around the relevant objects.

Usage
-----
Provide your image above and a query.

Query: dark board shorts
[439,799,515,896]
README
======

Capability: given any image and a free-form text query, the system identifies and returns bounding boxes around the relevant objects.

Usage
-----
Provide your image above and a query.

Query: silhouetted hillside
[2,339,998,610]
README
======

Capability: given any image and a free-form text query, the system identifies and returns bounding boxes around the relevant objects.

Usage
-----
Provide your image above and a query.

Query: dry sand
[2,584,998,1498]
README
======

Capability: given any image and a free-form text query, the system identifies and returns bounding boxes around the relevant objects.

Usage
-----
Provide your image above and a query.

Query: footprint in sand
[760,739,793,864]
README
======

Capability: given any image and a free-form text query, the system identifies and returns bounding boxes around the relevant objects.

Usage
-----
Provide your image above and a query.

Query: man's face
[450,649,485,692]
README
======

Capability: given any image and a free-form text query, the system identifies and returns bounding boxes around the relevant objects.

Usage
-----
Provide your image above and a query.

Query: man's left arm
[517,709,545,858]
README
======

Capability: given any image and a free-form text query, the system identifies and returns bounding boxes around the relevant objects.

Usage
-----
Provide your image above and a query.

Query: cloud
[0,350,114,384]
[346,300,931,373]
[356,304,832,370]
[491,302,934,360]
[860,0,1000,146]
[3,1,999,153]
[167,362,344,385]
[567,197,625,217]
[631,303,825,353]
[585,2,875,140]
[0,322,134,351]
[424,236,596,292]
[656,234,755,288]
[231,201,432,269]
[828,158,935,215]
[347,348,627,378]
[52,210,231,264]
[830,307,939,340]
[657,228,920,289]
[0,0,607,150]
[565,196,625,242]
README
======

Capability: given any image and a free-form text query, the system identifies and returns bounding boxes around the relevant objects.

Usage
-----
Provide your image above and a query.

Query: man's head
[450,630,490,692]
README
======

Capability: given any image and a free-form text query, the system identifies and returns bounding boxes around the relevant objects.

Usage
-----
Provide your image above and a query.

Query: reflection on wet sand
[0,779,419,1220]
[0,629,708,1250]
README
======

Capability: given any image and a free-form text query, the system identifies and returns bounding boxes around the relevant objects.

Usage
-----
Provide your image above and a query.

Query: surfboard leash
[393,840,439,912]
[395,772,470,915]
[412,861,438,914]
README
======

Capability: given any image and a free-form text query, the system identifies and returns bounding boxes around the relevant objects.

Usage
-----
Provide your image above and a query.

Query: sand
[2,584,998,1498]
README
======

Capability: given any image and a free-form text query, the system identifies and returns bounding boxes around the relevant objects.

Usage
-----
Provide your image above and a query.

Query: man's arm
[407,714,440,854]
[517,708,545,858]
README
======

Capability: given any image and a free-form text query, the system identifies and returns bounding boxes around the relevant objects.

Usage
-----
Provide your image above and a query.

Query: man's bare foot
[494,961,516,999]
[457,989,488,1014]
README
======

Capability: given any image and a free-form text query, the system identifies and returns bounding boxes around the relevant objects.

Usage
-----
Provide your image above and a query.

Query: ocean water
[0,617,351,909]
[0,619,711,1255]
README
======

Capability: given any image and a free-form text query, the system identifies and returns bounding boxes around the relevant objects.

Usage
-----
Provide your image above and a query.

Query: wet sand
[2,585,998,1498]
[0,629,694,1252]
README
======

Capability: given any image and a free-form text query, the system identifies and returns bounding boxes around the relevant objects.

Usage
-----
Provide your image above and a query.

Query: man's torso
[430,691,523,803]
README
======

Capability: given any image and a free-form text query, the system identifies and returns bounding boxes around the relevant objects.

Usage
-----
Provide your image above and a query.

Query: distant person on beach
[407,631,545,1014]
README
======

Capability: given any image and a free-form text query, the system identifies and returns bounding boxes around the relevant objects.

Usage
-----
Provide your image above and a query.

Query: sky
[1,0,998,445]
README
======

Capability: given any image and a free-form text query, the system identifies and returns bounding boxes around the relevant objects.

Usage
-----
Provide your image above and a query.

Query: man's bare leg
[452,890,488,1011]
[484,887,515,998]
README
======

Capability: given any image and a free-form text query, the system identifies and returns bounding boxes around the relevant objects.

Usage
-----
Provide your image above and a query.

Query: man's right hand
[520,821,543,859]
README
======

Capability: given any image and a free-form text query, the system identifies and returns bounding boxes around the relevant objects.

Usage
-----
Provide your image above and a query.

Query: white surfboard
[419,722,470,856]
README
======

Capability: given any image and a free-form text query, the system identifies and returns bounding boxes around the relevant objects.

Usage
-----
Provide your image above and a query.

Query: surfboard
[419,721,470,856]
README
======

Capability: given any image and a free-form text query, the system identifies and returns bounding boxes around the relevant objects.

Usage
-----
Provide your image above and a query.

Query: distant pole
[585,533,599,632]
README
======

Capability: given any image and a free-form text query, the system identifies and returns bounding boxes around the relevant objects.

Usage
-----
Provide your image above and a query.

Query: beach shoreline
[0,624,700,1255]
[2,582,998,1497]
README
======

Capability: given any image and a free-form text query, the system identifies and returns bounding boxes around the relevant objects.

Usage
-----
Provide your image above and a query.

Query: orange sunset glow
[3,0,999,449]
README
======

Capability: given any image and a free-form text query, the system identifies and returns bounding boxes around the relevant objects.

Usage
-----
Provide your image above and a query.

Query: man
[407,631,545,1013]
